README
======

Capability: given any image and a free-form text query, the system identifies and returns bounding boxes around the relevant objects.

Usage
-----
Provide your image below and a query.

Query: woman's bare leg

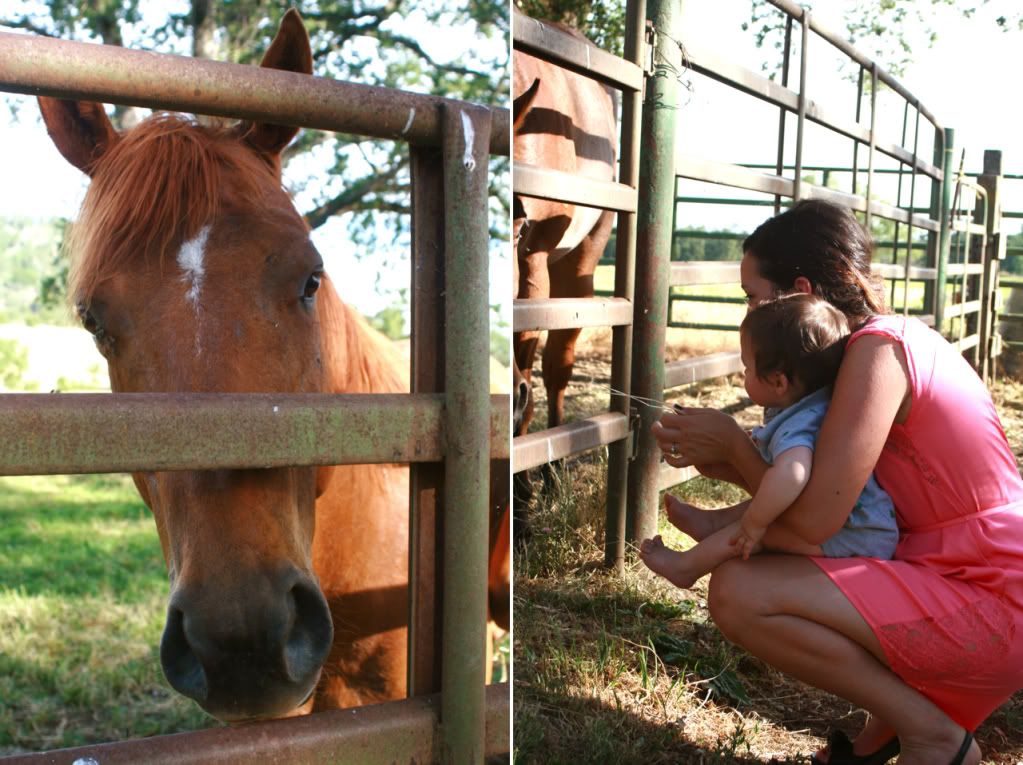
[708,555,980,765]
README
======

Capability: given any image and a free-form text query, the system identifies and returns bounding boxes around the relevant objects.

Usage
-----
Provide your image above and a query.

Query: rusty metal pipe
[0,32,509,155]
[0,684,510,765]
[0,393,510,475]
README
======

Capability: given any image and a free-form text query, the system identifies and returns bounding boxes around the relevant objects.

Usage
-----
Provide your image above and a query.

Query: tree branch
[304,161,408,229]
[0,17,57,37]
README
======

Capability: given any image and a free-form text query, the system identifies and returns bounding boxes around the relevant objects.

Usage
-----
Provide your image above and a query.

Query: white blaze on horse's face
[177,225,211,307]
[177,224,212,356]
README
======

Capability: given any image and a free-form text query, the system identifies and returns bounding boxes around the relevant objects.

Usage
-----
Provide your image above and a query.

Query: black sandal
[949,730,973,765]
[810,730,900,765]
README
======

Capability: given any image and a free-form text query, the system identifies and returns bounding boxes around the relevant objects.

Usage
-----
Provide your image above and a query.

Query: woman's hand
[652,407,745,466]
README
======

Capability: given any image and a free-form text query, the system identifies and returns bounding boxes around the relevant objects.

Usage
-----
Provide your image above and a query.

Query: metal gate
[627,0,1006,540]
[0,25,508,765]
[511,0,646,573]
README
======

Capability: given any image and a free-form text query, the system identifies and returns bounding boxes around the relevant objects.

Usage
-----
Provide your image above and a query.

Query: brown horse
[39,10,410,721]
[512,18,617,437]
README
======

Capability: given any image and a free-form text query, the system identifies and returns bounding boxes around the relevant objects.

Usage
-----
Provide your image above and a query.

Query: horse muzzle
[159,568,333,721]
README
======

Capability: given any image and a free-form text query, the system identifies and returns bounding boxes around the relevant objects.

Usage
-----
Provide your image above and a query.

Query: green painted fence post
[625,0,683,546]
[935,127,955,334]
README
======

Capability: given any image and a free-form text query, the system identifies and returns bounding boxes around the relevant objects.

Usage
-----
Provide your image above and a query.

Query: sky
[673,0,1023,236]
[1,0,1022,323]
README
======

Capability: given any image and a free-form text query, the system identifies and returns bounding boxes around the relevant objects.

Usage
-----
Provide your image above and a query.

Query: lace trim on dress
[878,596,1015,688]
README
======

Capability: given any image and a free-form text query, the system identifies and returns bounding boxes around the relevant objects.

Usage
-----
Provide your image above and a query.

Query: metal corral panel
[0,684,509,765]
[513,412,630,473]
[513,297,633,332]
[0,32,509,155]
[513,164,638,213]
[872,263,938,281]
[512,10,644,92]
[659,461,700,491]
[675,155,793,197]
[670,261,740,286]
[943,300,983,320]
[664,352,743,390]
[0,393,510,475]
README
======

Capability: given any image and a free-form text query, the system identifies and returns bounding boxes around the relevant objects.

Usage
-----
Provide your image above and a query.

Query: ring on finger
[670,443,679,457]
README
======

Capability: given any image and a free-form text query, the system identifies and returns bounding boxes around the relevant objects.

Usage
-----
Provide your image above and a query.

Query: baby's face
[739,330,787,408]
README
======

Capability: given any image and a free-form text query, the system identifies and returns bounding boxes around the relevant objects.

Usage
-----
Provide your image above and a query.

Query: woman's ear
[793,276,813,295]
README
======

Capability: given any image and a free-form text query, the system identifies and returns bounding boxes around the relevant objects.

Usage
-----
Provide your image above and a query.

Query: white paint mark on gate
[460,111,476,172]
[401,108,416,135]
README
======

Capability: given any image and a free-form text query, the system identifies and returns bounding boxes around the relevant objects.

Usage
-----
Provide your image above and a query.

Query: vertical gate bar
[977,149,1004,383]
[625,0,682,545]
[865,63,877,231]
[924,126,943,321]
[852,65,863,197]
[606,0,646,573]
[903,103,921,317]
[935,127,955,334]
[439,102,492,764]
[891,99,909,308]
[774,15,793,216]
[408,147,446,697]
[793,8,809,202]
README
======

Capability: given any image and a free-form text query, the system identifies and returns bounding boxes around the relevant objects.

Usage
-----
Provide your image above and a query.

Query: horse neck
[318,276,408,395]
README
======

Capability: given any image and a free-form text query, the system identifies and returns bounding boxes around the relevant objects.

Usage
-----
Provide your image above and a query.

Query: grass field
[514,344,1023,764]
[0,474,215,754]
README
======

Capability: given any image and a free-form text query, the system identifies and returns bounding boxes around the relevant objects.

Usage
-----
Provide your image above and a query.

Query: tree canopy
[1,0,509,274]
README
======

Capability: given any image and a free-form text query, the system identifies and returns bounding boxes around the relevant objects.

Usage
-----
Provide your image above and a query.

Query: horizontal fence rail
[0,32,509,155]
[0,684,509,765]
[512,10,644,92]
[513,412,630,473]
[0,393,510,474]
[513,298,633,332]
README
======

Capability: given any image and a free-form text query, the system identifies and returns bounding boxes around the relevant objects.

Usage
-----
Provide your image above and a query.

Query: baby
[640,294,899,589]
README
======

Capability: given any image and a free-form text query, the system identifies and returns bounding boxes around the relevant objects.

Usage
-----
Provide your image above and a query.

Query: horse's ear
[513,78,541,133]
[239,9,313,161]
[38,98,119,176]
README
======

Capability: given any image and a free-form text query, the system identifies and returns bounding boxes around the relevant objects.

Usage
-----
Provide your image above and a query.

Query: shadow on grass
[0,474,166,603]
[516,573,1023,764]
[514,682,800,765]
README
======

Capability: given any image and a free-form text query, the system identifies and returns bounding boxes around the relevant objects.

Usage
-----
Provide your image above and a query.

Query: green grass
[0,474,215,755]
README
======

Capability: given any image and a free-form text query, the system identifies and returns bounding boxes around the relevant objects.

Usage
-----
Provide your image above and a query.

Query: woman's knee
[707,558,755,638]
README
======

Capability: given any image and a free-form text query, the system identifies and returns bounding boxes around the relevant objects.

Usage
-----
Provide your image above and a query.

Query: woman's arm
[775,333,910,544]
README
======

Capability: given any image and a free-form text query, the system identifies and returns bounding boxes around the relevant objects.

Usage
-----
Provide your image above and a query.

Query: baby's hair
[740,294,850,394]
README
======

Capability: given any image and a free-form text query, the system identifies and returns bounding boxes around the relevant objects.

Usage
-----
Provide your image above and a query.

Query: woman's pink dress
[812,314,1023,730]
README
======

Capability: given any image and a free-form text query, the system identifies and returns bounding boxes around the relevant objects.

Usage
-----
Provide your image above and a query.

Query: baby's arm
[730,446,812,559]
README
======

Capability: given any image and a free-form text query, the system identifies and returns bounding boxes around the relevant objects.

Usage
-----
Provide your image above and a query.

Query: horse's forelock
[67,113,281,305]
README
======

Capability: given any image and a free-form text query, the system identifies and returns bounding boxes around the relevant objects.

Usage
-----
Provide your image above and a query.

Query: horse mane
[317,275,408,395]
[67,112,279,304]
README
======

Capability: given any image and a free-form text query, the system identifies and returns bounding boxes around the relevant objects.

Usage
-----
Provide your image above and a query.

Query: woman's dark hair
[740,294,850,395]
[743,199,887,324]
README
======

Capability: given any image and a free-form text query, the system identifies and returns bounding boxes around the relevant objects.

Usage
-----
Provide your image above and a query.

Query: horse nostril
[283,579,333,684]
[160,606,208,702]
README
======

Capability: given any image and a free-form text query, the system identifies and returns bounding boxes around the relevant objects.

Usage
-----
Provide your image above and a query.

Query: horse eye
[303,273,322,300]
[77,302,100,335]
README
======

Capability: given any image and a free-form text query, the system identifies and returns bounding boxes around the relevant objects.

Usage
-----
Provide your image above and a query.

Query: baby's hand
[729,519,767,560]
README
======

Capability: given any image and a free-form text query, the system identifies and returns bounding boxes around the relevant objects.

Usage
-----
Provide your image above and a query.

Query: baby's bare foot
[638,535,700,590]
[664,494,719,541]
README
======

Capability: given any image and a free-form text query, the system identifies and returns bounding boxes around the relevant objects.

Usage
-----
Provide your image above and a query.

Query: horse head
[39,10,339,721]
